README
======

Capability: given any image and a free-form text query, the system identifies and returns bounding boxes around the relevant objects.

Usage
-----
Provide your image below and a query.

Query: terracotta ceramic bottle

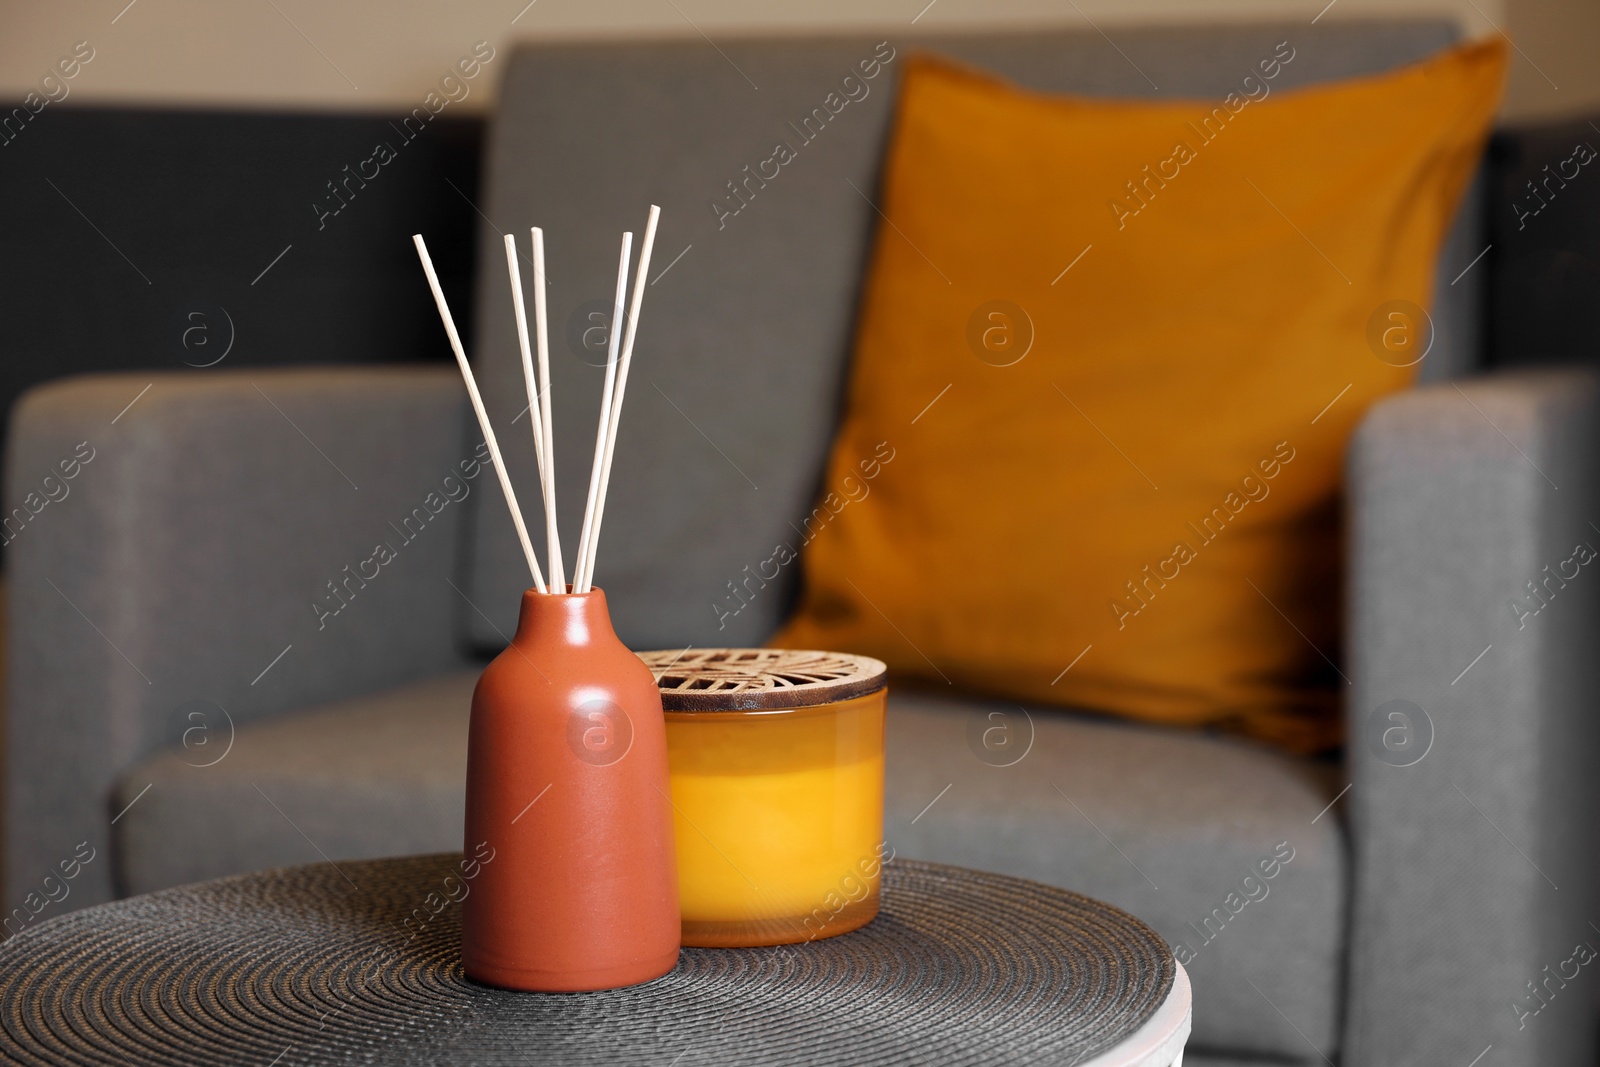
[461,587,680,991]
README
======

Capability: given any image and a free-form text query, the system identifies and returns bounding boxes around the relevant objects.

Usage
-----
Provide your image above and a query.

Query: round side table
[1082,963,1191,1067]
[0,855,1189,1065]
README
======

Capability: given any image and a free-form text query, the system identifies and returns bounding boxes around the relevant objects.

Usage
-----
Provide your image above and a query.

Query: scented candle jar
[638,649,888,948]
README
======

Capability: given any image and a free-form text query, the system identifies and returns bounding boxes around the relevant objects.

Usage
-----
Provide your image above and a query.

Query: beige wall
[0,0,1590,122]
[1502,0,1600,121]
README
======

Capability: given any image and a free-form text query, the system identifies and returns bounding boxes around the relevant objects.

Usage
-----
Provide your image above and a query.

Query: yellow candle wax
[664,690,886,947]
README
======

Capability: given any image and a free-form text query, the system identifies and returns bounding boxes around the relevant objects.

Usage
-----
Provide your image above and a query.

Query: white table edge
[1076,960,1191,1067]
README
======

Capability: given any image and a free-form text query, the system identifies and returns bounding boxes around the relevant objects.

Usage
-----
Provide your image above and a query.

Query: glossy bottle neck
[513,587,615,649]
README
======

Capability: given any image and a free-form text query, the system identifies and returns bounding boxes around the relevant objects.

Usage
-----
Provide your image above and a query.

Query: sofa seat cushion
[884,690,1345,1062]
[113,671,479,897]
[115,673,1344,1062]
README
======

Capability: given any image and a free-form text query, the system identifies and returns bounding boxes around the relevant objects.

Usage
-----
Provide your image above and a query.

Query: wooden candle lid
[636,648,887,711]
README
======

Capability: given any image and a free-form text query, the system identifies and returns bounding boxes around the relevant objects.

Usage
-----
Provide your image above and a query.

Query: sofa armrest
[4,367,480,913]
[1344,369,1600,1067]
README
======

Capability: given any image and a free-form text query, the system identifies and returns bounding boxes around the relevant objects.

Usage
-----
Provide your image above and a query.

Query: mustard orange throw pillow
[772,40,1507,753]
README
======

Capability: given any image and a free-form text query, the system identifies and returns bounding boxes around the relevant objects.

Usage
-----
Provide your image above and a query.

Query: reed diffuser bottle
[415,205,680,991]
[461,587,679,990]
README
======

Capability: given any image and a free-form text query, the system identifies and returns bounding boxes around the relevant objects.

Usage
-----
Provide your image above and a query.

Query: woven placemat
[0,856,1173,1066]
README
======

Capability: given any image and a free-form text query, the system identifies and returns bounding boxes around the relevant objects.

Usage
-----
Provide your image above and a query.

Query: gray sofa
[6,22,1597,1067]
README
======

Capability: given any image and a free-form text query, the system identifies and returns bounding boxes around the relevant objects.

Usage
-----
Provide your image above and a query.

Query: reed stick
[531,227,565,592]
[504,233,565,594]
[413,233,548,594]
[572,232,633,592]
[581,205,660,594]
[502,234,547,472]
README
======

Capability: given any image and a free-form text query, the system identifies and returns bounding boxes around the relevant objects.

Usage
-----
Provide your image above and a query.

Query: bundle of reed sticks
[413,205,661,595]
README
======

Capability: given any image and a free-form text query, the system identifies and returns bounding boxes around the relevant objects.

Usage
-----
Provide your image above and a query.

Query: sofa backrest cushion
[462,20,1468,652]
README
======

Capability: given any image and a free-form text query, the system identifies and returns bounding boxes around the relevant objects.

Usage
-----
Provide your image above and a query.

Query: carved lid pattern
[636,648,887,710]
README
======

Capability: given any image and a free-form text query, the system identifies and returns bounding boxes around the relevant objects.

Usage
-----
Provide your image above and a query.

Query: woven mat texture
[0,856,1173,1065]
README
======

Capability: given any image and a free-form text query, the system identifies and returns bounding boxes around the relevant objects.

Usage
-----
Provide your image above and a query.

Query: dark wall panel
[1486,117,1600,368]
[0,106,483,445]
